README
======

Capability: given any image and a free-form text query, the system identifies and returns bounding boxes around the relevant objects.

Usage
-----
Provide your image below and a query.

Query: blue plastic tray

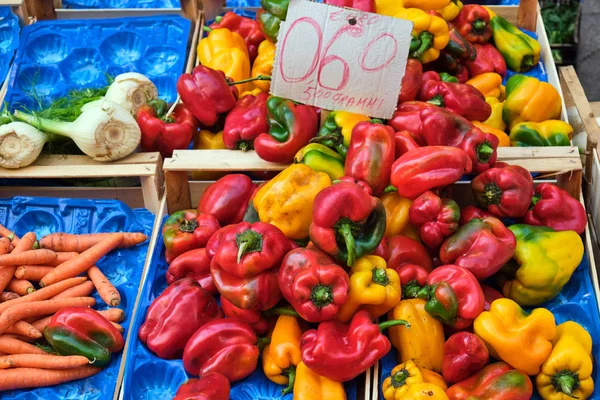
[5,15,191,110]
[0,196,155,400]
[122,224,359,400]
[378,247,600,399]
[62,0,179,9]
[0,7,19,87]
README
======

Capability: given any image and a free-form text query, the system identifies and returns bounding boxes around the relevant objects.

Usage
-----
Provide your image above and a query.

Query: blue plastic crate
[5,15,191,110]
[62,0,180,9]
[0,7,19,87]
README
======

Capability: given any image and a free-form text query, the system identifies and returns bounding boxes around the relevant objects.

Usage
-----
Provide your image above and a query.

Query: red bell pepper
[523,183,587,234]
[387,235,433,272]
[418,72,492,122]
[335,176,373,195]
[139,278,221,359]
[300,310,409,382]
[183,318,265,382]
[455,65,469,83]
[459,205,493,225]
[481,284,504,311]
[395,130,423,158]
[442,332,489,384]
[465,43,507,78]
[209,12,265,61]
[454,5,492,44]
[223,92,269,151]
[458,127,499,173]
[221,297,274,335]
[390,146,472,200]
[197,174,257,226]
[398,264,430,299]
[324,0,374,11]
[166,248,216,294]
[446,362,533,400]
[408,191,460,248]
[398,59,423,104]
[162,210,221,263]
[177,65,238,127]
[278,247,350,322]
[137,99,198,158]
[345,121,396,195]
[440,216,516,280]
[445,22,477,62]
[471,162,534,218]
[389,102,474,147]
[173,372,230,400]
[309,182,387,266]
[254,97,319,163]
[372,237,389,260]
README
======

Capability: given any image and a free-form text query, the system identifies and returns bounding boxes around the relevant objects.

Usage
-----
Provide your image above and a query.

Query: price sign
[271,0,413,119]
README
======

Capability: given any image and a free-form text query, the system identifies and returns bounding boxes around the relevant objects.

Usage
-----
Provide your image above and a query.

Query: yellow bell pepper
[194,130,226,150]
[421,369,447,391]
[436,0,463,21]
[394,8,450,64]
[509,120,573,147]
[472,121,510,147]
[240,87,263,98]
[473,298,556,376]
[315,111,370,159]
[294,361,346,400]
[262,315,303,394]
[404,384,449,399]
[536,321,594,400]
[380,192,419,240]
[466,72,503,99]
[251,39,275,92]
[503,75,562,129]
[482,97,506,132]
[375,0,450,14]
[336,255,401,321]
[382,360,425,400]
[388,299,445,373]
[254,164,331,240]
[482,6,496,18]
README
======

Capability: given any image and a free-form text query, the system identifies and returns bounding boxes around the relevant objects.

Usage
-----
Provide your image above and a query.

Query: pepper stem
[179,218,199,233]
[372,268,391,286]
[410,31,434,59]
[482,182,503,205]
[310,134,343,146]
[281,366,296,395]
[391,369,410,388]
[551,370,580,398]
[236,230,263,263]
[310,284,334,308]
[476,141,494,163]
[215,16,223,23]
[338,223,357,267]
[531,194,541,207]
[402,281,430,300]
[378,319,411,331]
[228,75,272,86]
[266,307,300,317]
[237,141,252,152]
[522,55,535,70]
[256,336,271,350]
[427,94,446,108]
[472,19,487,33]
[202,26,213,32]
[370,118,385,124]
[383,185,398,193]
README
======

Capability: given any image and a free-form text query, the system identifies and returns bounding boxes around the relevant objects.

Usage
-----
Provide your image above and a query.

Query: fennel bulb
[14,100,141,162]
[0,122,47,169]
[83,72,158,115]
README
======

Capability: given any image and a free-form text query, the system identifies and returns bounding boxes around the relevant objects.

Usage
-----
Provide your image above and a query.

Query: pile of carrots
[0,225,147,392]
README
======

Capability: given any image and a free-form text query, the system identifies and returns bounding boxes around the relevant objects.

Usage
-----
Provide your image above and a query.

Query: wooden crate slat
[29,152,161,167]
[166,150,288,172]
[0,163,157,179]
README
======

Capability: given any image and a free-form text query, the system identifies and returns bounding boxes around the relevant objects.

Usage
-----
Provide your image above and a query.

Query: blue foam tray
[0,7,19,87]
[5,15,191,110]
[122,224,359,400]
[62,0,179,9]
[378,247,600,399]
[0,196,155,400]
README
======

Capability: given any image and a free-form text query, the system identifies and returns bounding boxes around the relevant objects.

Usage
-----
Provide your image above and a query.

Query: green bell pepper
[257,0,290,42]
[294,143,346,181]
[509,120,572,147]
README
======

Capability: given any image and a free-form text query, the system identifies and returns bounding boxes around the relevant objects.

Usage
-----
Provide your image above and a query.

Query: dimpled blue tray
[122,226,359,400]
[378,247,600,400]
[62,0,179,9]
[0,196,154,400]
[5,15,190,110]
[0,7,19,86]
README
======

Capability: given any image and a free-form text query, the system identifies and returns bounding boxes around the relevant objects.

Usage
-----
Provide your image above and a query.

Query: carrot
[0,225,19,246]
[6,279,35,296]
[0,249,57,267]
[6,321,41,339]
[110,322,124,333]
[0,335,47,355]
[87,266,120,306]
[31,316,52,332]
[50,252,79,266]
[51,281,94,300]
[0,277,87,315]
[0,233,37,294]
[40,234,123,288]
[0,292,19,302]
[0,238,10,256]
[0,354,90,369]
[40,232,147,252]
[0,297,96,334]
[14,265,54,281]
[0,366,101,390]
[98,308,125,323]
[11,232,36,253]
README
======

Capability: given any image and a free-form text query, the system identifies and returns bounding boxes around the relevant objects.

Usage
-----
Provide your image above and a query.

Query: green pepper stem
[402,281,430,300]
[338,223,357,267]
[551,370,580,398]
[237,141,252,152]
[482,182,503,206]
[383,185,398,193]
[476,141,494,163]
[391,369,410,388]
[310,284,334,308]
[267,307,300,317]
[410,31,435,59]
[522,55,535,71]
[427,94,446,108]
[228,75,272,86]
[531,194,541,207]
[370,118,384,124]
[472,19,487,33]
[310,134,343,146]
[256,336,271,350]
[179,218,199,233]
[378,319,411,331]
[215,16,223,23]
[372,268,391,286]
[148,99,169,119]
[281,366,296,395]
[236,229,263,263]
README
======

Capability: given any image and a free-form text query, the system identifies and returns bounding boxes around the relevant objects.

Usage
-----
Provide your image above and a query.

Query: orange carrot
[15,265,54,281]
[0,225,19,246]
[0,292,19,302]
[0,366,101,390]
[11,232,36,253]
[40,234,123,288]
[87,266,120,306]
[0,354,90,369]
[0,297,96,334]
[6,321,41,339]
[0,249,57,267]
[31,316,52,332]
[0,277,87,315]
[110,322,124,333]
[0,335,47,355]
[6,279,35,296]
[40,232,147,252]
[51,281,94,300]
[50,252,79,266]
[0,233,37,294]
[0,238,10,256]
[98,308,125,323]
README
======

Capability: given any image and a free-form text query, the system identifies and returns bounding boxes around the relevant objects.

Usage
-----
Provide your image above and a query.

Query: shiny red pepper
[398,264,430,299]
[335,176,373,195]
[139,278,221,359]
[390,146,472,200]
[345,121,396,195]
[395,130,423,158]
[459,205,493,225]
[398,59,424,104]
[471,162,534,218]
[137,99,198,158]
[300,310,409,382]
[458,127,499,173]
[446,362,533,400]
[162,210,221,263]
[454,5,492,44]
[409,191,460,248]
[223,92,269,151]
[177,65,238,127]
[278,247,350,322]
[324,0,375,12]
[173,372,230,400]
[220,297,274,335]
[440,216,516,280]
[387,235,433,272]
[442,332,489,384]
[183,318,264,382]
[197,174,257,226]
[209,12,265,61]
[481,284,504,311]
[166,248,216,294]
[523,183,587,234]
[465,43,507,78]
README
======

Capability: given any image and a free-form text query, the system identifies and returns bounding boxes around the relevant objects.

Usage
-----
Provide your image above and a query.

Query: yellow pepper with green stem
[375,0,451,14]
[380,192,419,240]
[383,360,448,400]
[294,143,345,181]
[262,315,303,395]
[394,8,450,64]
[312,111,370,159]
[293,361,346,400]
[509,120,573,147]
[251,39,275,92]
[503,75,562,129]
[466,72,503,99]
[436,0,463,21]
